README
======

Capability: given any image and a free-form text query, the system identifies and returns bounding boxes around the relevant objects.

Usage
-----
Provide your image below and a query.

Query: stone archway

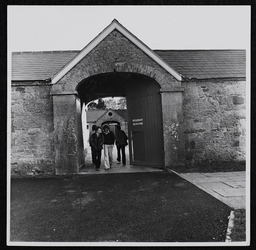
[51,71,184,174]
[50,28,184,174]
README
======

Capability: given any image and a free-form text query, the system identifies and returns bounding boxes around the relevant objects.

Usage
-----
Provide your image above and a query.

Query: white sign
[132,118,143,126]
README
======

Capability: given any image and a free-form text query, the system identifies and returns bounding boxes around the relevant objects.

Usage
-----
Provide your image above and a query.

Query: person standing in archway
[89,124,97,167]
[102,125,115,170]
[115,125,128,166]
[89,126,104,171]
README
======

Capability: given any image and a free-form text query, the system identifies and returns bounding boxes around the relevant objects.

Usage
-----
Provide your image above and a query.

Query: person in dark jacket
[89,126,104,171]
[102,125,115,170]
[115,125,128,165]
[89,125,97,166]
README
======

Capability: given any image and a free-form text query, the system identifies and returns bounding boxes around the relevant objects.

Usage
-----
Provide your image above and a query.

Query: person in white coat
[102,125,115,170]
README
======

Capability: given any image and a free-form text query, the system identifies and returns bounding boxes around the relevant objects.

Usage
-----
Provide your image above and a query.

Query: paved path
[175,171,246,209]
[80,163,163,174]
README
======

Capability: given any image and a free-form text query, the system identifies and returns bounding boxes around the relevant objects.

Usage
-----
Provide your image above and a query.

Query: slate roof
[11,50,246,81]
[86,110,106,123]
[11,51,79,81]
[114,110,128,120]
[155,50,246,79]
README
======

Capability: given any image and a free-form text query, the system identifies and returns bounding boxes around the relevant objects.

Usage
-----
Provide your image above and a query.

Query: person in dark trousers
[89,125,97,166]
[115,125,128,166]
[102,125,115,170]
[89,126,104,171]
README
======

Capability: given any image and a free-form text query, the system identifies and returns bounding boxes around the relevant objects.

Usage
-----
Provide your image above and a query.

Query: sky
[8,5,250,52]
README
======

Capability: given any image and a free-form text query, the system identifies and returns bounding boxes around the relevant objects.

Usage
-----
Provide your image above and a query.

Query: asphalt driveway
[10,172,231,242]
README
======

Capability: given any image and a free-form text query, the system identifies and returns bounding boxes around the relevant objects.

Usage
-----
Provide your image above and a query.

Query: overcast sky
[8,5,250,52]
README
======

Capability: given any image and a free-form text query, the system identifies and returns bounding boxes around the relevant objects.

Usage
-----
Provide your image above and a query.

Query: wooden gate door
[126,75,164,167]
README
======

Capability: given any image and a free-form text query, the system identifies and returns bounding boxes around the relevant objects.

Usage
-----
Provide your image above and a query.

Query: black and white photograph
[7,5,250,247]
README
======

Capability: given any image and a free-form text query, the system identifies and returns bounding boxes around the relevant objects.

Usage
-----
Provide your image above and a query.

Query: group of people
[89,124,128,171]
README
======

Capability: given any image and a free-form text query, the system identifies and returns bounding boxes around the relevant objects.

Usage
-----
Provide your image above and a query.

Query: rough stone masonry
[11,83,54,175]
[182,79,246,165]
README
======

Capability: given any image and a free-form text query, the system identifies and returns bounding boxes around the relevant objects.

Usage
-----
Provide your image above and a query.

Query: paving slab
[202,173,231,177]
[178,171,246,209]
[198,182,246,197]
[226,176,245,181]
[193,177,233,183]
[221,181,246,189]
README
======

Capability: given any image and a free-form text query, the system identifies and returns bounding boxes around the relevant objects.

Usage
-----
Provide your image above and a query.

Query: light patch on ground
[152,182,159,186]
[72,194,95,209]
[66,190,76,194]
[175,183,186,187]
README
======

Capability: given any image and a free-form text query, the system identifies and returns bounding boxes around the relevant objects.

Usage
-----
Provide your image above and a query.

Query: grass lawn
[171,161,245,173]
[231,209,246,242]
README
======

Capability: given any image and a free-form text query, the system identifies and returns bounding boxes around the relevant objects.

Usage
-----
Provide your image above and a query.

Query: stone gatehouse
[11,19,246,175]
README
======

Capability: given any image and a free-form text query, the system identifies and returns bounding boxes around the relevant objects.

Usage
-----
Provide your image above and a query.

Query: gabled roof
[51,19,183,83]
[86,110,106,122]
[114,110,128,120]
[86,109,127,123]
[11,49,246,81]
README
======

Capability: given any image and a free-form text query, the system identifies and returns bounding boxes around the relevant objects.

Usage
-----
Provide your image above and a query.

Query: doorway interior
[81,97,130,171]
[77,72,164,172]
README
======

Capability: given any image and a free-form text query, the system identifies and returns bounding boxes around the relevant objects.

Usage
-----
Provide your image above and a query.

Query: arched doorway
[77,72,164,168]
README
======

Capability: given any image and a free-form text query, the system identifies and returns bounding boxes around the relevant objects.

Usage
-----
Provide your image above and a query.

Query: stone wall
[11,83,54,175]
[182,79,246,165]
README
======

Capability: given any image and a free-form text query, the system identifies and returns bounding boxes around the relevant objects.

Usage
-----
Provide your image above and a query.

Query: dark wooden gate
[126,75,164,167]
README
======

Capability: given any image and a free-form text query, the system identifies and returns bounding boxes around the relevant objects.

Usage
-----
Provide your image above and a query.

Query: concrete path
[175,171,246,209]
[80,162,163,175]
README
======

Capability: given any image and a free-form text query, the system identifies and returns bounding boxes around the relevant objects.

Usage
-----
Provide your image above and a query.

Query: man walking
[102,125,115,170]
[89,127,104,171]
[115,125,128,166]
